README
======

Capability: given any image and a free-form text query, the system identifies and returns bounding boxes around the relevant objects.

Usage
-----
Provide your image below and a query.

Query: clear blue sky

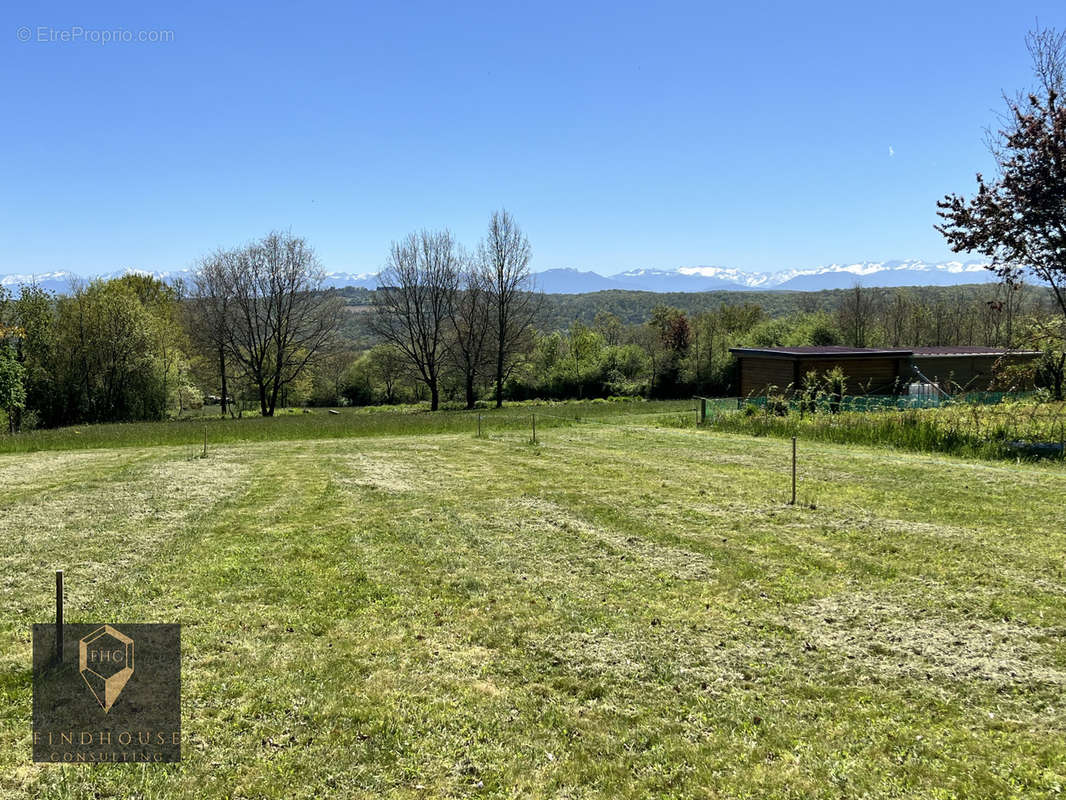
[2,1,1062,276]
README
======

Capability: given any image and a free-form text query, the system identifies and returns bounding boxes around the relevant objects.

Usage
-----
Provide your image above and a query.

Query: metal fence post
[55,570,64,662]
[790,437,797,505]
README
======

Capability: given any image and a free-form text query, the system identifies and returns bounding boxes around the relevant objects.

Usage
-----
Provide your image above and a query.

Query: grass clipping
[793,591,1066,688]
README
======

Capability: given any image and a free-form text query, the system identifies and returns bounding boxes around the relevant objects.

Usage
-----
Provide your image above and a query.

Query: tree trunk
[266,365,282,416]
[259,379,270,417]
[430,382,440,412]
[465,374,476,410]
[218,346,228,418]
[160,345,169,417]
[494,347,504,409]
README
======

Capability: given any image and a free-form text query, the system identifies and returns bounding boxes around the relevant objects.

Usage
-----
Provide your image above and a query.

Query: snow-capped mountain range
[0,260,998,296]
[0,268,380,295]
[531,260,999,293]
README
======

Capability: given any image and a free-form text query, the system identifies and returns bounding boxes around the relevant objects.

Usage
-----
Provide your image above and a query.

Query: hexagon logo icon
[78,625,134,713]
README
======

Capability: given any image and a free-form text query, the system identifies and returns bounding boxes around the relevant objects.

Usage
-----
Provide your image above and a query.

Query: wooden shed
[729,346,911,397]
[729,345,1041,397]
[910,346,1042,390]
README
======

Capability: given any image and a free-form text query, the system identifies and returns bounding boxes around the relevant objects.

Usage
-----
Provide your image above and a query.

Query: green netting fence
[740,390,1030,413]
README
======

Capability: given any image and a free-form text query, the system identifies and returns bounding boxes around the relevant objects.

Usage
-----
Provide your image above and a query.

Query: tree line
[501,282,1064,402]
[0,212,542,430]
[0,275,186,431]
[3,256,1066,432]
[335,280,1066,407]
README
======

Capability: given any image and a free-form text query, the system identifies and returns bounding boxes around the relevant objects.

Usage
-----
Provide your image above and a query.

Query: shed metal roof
[729,345,1041,359]
[911,346,1041,357]
[729,346,912,359]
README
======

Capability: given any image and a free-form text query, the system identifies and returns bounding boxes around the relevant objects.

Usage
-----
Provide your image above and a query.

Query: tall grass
[703,401,1066,461]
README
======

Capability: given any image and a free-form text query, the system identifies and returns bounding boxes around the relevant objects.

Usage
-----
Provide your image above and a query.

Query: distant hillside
[331,283,1043,344]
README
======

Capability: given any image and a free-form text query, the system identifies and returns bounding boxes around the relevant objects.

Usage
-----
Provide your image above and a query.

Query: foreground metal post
[55,570,63,662]
[790,437,797,505]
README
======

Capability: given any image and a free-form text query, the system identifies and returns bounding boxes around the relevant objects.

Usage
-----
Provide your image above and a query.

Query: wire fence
[465,393,1066,462]
[700,393,1066,459]
[739,390,1028,413]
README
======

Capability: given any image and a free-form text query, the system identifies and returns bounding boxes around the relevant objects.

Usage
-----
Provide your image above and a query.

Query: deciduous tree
[480,210,539,407]
[205,231,342,417]
[447,259,493,409]
[937,26,1066,365]
[189,250,235,416]
[369,229,460,411]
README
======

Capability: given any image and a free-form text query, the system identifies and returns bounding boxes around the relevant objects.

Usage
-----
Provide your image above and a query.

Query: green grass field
[1,407,1065,798]
[0,399,694,455]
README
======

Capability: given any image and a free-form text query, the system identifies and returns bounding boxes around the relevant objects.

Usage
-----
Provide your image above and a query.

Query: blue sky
[1,1,1062,276]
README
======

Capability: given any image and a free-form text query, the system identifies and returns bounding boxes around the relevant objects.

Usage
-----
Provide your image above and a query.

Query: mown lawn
[0,400,695,455]
[1,416,1064,798]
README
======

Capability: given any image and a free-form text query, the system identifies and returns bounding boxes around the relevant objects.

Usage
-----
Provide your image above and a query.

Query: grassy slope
[0,420,1064,798]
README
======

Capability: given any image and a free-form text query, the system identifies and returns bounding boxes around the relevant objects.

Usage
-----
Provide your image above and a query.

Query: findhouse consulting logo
[79,625,134,713]
[33,623,180,763]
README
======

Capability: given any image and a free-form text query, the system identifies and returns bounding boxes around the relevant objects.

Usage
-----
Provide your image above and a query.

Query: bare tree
[447,257,493,409]
[881,290,912,346]
[214,231,342,417]
[480,210,539,407]
[189,250,234,416]
[837,283,876,347]
[369,229,460,411]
